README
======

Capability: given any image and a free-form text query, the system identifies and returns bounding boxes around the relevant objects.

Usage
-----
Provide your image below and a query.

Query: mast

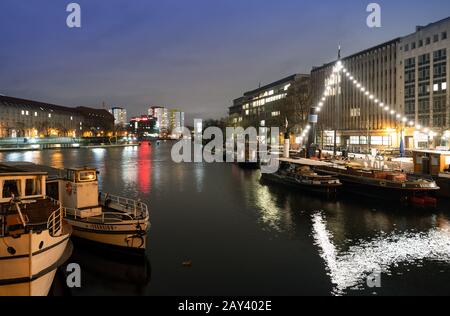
[334,45,341,157]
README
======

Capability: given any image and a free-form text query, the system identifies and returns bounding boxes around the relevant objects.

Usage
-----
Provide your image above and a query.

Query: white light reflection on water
[312,212,450,295]
[254,185,283,232]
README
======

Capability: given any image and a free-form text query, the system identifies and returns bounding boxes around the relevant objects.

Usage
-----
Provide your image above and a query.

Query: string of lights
[341,64,437,138]
[299,60,439,146]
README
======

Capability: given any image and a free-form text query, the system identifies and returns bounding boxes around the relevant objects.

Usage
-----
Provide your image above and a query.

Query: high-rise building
[149,106,169,132]
[169,110,185,131]
[109,107,127,127]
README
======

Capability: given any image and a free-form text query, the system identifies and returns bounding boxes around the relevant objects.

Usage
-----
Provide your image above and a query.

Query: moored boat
[314,161,439,204]
[0,165,72,296]
[261,158,342,196]
[48,167,150,255]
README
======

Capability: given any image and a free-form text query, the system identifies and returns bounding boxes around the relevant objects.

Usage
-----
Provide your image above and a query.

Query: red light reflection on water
[137,141,152,194]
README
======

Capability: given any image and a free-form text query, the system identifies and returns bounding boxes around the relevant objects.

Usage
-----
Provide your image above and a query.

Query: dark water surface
[1,142,450,296]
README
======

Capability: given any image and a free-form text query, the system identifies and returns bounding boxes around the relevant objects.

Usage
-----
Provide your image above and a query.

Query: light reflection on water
[312,211,450,295]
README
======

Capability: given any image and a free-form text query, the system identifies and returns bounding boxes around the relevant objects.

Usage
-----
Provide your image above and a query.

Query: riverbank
[0,143,140,152]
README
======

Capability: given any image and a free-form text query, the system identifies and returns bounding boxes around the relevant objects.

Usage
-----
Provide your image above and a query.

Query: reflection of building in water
[312,212,450,295]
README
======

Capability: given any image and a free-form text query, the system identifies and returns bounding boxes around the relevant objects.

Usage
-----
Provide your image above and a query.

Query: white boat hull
[0,269,56,297]
[0,227,72,296]
[66,218,149,252]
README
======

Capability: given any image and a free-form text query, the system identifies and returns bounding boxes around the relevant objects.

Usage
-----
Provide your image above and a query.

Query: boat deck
[1,198,59,230]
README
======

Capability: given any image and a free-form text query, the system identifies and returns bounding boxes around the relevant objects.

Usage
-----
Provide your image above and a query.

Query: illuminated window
[443,82,447,90]
[260,120,266,127]
[34,112,38,117]
[21,110,25,115]
[48,114,52,118]
[271,111,280,117]
[350,136,360,144]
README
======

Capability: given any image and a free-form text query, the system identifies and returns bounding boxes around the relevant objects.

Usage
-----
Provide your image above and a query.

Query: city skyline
[2,0,450,124]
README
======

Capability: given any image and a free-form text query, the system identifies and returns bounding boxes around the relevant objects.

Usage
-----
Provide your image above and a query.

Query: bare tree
[281,77,311,133]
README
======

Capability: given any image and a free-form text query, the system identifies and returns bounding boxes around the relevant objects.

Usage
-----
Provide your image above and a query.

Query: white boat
[0,165,72,296]
[46,167,150,254]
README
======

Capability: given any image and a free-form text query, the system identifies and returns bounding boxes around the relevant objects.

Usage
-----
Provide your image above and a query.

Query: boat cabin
[0,167,47,204]
[0,166,52,236]
[412,150,450,176]
[47,167,102,219]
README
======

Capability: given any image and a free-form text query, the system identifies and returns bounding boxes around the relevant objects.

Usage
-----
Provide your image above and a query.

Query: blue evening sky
[1,0,450,122]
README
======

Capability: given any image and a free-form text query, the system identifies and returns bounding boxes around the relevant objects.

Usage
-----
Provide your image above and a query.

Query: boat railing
[99,192,149,219]
[47,208,64,237]
[62,207,136,224]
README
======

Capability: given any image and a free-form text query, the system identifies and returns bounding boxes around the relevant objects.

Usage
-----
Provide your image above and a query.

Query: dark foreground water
[2,142,450,296]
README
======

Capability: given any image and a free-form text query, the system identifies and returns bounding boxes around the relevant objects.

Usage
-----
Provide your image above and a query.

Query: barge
[261,158,342,197]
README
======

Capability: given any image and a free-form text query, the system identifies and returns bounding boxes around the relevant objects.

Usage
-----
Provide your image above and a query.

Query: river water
[1,142,450,296]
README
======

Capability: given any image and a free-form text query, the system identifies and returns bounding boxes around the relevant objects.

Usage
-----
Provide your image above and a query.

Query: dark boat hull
[237,162,260,170]
[261,173,340,197]
[316,168,438,202]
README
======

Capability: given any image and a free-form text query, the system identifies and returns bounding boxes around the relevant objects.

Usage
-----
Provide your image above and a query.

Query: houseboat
[261,158,342,197]
[0,165,72,296]
[313,160,439,205]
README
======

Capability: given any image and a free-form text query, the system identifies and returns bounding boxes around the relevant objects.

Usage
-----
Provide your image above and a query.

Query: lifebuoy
[66,182,73,195]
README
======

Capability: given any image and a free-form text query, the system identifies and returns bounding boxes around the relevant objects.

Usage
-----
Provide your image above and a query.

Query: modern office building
[0,95,114,138]
[311,16,450,151]
[109,107,128,127]
[129,115,158,137]
[229,74,310,145]
[397,17,450,149]
[311,39,400,152]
